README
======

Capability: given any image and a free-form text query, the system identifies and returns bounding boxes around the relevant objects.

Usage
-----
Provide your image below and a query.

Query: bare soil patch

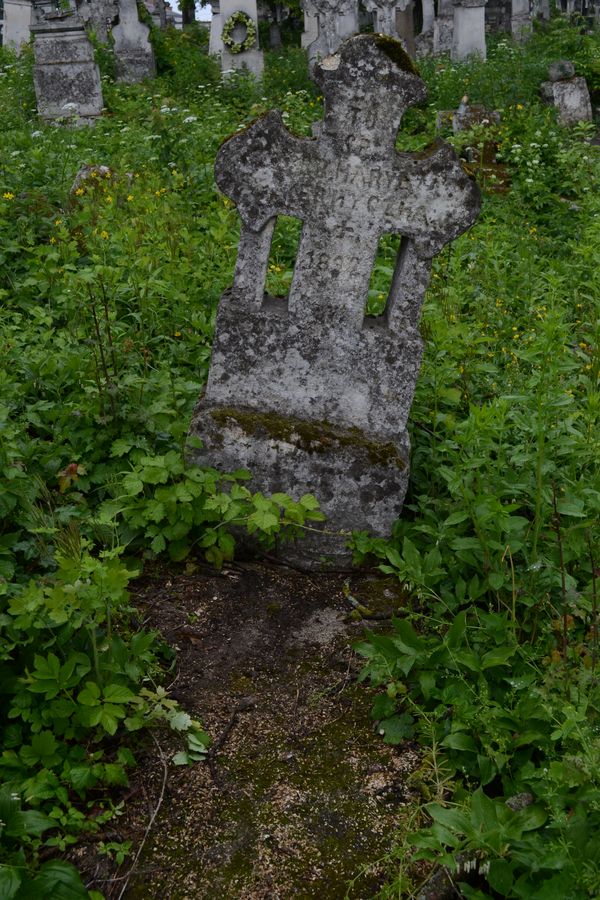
[75,560,420,899]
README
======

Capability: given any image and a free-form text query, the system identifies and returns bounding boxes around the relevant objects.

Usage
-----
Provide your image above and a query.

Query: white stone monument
[451,0,487,61]
[211,0,263,77]
[2,0,32,50]
[112,0,155,82]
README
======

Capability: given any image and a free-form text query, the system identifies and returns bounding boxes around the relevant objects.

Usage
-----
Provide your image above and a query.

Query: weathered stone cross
[190,34,480,563]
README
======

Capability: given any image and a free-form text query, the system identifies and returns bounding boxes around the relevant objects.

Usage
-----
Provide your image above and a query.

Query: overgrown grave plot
[72,562,423,899]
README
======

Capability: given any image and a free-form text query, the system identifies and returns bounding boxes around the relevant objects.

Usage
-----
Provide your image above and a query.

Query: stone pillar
[112,0,155,82]
[511,0,531,40]
[433,0,453,52]
[31,10,103,122]
[451,0,487,61]
[217,0,263,76]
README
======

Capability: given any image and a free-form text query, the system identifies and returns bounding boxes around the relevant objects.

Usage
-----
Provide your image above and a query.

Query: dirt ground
[73,558,423,899]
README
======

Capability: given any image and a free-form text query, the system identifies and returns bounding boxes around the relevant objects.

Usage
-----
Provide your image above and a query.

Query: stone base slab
[188,403,411,566]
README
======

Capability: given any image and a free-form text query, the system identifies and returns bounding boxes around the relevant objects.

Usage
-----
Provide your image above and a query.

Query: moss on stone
[373,34,419,77]
[209,406,406,471]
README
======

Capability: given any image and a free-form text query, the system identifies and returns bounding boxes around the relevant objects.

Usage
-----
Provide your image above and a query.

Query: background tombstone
[302,0,358,70]
[213,0,263,76]
[363,0,398,35]
[1,0,32,51]
[31,3,103,122]
[451,0,487,61]
[75,0,118,41]
[395,0,415,56]
[209,0,224,53]
[540,60,592,125]
[189,34,480,564]
[112,0,155,82]
[511,0,531,40]
[433,0,453,53]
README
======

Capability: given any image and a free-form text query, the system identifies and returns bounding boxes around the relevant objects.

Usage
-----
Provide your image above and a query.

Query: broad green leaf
[446,611,466,649]
[481,646,517,669]
[441,731,478,752]
[0,867,21,900]
[103,684,136,704]
[378,714,414,744]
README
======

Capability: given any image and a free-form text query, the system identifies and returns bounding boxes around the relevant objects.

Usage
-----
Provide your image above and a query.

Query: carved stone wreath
[221,11,257,54]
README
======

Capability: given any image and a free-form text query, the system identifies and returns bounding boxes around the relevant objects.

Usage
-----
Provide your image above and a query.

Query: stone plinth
[189,35,480,564]
[451,0,487,61]
[541,61,592,125]
[112,0,155,82]
[32,12,103,122]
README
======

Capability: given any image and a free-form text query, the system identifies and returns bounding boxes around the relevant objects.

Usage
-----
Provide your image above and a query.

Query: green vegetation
[0,16,599,898]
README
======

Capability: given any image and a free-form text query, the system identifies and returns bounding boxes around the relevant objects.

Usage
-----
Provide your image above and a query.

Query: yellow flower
[49,236,56,244]
[516,104,524,110]
[3,192,14,200]
[75,187,85,196]
[54,218,62,227]
[155,190,161,197]
[106,196,113,203]
[100,230,109,240]
[127,194,134,202]
[174,330,181,337]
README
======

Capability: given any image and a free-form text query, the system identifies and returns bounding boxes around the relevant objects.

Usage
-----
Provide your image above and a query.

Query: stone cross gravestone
[76,0,119,43]
[189,34,480,562]
[363,0,399,35]
[112,0,156,83]
[302,0,358,70]
[31,6,103,122]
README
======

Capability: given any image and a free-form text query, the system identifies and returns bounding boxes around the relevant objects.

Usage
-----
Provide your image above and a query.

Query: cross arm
[384,142,481,257]
[215,111,317,232]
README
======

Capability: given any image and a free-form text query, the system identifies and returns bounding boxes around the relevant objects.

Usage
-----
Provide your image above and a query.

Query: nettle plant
[95,443,324,567]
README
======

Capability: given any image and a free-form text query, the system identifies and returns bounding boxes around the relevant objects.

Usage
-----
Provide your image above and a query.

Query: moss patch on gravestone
[209,406,406,470]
